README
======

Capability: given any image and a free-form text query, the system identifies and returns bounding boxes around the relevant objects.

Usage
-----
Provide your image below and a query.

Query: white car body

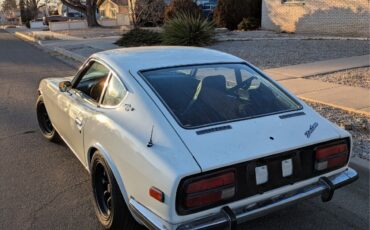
[38,47,358,230]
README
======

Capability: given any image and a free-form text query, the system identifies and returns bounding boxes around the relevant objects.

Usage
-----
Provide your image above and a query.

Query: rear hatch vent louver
[196,125,232,135]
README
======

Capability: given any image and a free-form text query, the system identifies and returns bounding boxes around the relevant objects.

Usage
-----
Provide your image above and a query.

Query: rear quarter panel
[82,73,201,224]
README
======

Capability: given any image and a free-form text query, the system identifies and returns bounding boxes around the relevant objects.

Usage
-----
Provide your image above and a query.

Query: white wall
[30,21,46,29]
[49,20,88,31]
[261,0,370,37]
[98,13,130,27]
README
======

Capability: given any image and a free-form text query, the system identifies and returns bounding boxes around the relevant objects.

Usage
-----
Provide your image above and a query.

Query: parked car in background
[42,15,68,25]
[65,12,84,18]
[42,13,84,25]
[200,2,216,19]
[36,47,358,230]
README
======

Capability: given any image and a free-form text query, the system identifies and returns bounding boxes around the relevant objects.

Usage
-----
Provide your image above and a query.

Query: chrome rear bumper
[130,168,358,230]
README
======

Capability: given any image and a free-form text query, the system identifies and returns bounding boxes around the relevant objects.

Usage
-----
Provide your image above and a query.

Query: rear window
[141,63,301,128]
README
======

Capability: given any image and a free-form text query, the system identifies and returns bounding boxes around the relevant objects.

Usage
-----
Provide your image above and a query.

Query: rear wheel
[90,151,144,230]
[36,95,60,142]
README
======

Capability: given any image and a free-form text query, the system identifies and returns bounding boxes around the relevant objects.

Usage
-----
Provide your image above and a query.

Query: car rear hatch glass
[140,63,302,129]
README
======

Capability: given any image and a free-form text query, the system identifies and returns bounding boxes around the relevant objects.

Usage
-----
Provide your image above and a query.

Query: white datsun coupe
[36,47,358,230]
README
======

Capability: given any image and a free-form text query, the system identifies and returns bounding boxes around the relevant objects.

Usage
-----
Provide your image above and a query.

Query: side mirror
[59,81,72,92]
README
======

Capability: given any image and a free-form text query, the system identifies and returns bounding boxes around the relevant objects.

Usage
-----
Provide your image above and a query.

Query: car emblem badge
[305,122,318,138]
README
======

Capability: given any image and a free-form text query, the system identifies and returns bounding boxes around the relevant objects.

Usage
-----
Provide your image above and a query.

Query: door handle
[75,118,83,131]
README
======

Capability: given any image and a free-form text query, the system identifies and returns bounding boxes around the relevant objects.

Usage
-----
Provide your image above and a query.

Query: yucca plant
[162,13,215,46]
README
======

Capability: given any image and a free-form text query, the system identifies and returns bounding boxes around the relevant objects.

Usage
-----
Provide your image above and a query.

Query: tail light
[315,142,349,171]
[177,170,236,213]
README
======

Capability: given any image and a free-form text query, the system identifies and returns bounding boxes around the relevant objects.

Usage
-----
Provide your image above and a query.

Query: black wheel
[90,152,144,230]
[36,95,60,142]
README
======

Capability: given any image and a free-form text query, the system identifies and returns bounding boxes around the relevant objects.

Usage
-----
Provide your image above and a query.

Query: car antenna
[147,125,154,147]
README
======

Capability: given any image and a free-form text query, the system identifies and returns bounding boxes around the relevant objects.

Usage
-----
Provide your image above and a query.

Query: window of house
[282,0,305,4]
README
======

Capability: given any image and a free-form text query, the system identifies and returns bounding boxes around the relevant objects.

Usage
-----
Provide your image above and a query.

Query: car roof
[91,46,244,73]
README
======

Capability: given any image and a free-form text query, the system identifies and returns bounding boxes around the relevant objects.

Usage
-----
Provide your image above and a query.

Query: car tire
[36,95,60,142]
[90,152,145,230]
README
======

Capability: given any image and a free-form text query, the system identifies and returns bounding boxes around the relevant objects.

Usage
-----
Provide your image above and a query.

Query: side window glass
[75,62,110,102]
[101,75,127,106]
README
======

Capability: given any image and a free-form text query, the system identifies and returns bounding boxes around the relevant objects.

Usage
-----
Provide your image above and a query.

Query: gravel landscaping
[306,101,370,161]
[209,40,370,69]
[307,67,370,89]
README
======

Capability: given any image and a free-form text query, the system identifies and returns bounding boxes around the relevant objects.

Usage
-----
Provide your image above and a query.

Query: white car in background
[36,47,358,230]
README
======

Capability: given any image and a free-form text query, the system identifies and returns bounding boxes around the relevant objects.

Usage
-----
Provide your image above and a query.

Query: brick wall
[261,0,370,37]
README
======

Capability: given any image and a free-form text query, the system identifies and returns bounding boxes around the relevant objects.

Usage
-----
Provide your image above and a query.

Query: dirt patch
[306,101,370,161]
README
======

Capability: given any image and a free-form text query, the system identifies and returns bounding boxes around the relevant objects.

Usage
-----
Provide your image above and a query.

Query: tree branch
[60,0,87,13]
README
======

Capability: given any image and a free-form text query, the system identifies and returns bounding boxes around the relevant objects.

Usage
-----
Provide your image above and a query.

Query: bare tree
[129,0,165,28]
[26,0,45,19]
[1,0,18,18]
[17,0,44,23]
[60,0,99,27]
[128,0,138,28]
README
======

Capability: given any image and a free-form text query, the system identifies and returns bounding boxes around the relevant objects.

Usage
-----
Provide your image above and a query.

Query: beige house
[98,0,131,26]
[261,0,370,37]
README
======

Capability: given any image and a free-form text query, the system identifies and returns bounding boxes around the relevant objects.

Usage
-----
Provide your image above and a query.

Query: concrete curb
[302,66,370,79]
[12,30,86,64]
[49,46,86,63]
[216,36,369,42]
[300,96,370,117]
[48,31,84,40]
[350,156,370,171]
[14,31,39,43]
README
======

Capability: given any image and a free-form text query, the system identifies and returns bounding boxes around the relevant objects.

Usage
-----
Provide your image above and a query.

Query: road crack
[0,130,37,141]
[26,179,90,230]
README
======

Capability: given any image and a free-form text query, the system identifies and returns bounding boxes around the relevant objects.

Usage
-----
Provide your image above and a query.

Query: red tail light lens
[315,143,349,171]
[185,187,235,208]
[180,171,236,210]
[186,172,235,193]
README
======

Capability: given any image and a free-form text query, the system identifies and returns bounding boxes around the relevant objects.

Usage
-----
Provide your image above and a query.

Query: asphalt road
[0,30,369,230]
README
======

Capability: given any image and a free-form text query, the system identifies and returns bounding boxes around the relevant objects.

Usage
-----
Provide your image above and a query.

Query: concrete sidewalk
[265,55,370,116]
[279,78,370,114]
[264,55,370,81]
[41,37,119,62]
[7,27,119,62]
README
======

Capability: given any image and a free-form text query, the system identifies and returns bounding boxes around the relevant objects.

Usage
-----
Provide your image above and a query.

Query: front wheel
[90,152,145,230]
[36,95,60,142]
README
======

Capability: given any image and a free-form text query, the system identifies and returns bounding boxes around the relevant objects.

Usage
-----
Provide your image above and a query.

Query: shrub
[237,17,260,31]
[134,0,166,27]
[163,13,215,46]
[164,0,202,21]
[115,28,162,47]
[213,0,261,30]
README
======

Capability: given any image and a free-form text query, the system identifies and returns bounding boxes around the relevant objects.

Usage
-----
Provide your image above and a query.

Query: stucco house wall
[261,0,369,37]
[99,0,129,19]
